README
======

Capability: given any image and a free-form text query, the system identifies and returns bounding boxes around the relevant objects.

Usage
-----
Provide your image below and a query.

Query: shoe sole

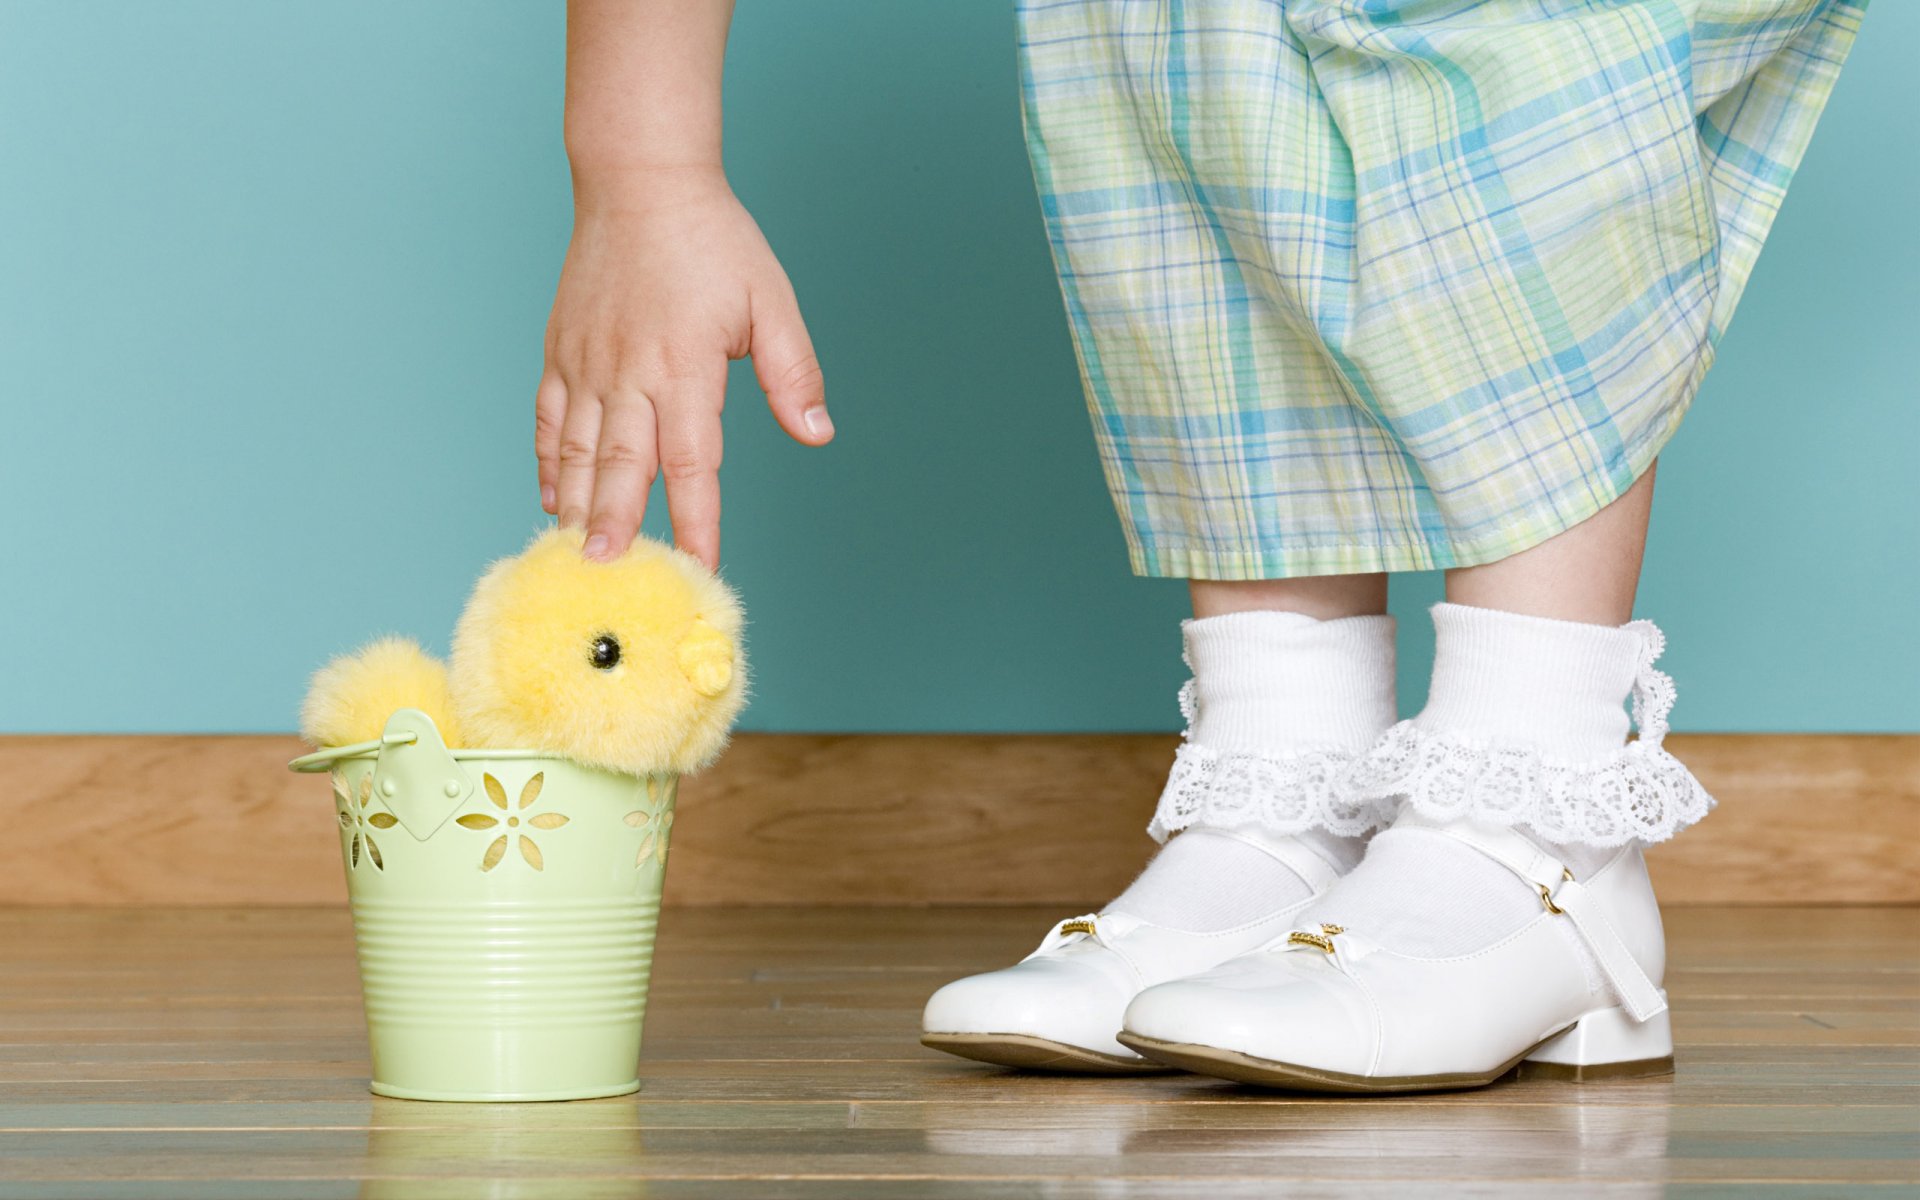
[921,1032,1175,1075]
[1116,1031,1673,1093]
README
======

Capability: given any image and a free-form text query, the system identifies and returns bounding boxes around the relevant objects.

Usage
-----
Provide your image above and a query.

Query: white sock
[1182,611,1398,755]
[1305,603,1651,959]
[1418,602,1644,761]
[1111,612,1396,932]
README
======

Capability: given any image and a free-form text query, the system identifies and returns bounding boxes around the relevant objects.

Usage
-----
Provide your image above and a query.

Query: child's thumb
[750,284,831,445]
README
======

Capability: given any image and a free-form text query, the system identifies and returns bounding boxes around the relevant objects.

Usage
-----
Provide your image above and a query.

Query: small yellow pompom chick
[449,528,746,774]
[300,636,459,749]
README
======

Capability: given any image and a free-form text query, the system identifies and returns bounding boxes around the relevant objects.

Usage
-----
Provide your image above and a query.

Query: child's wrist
[568,159,728,213]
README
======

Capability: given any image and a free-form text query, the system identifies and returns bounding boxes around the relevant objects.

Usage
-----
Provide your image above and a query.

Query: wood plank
[0,1187,1908,1200]
[2,1127,1916,1185]
[0,906,1916,1194]
[0,1100,1909,1136]
[0,734,1915,906]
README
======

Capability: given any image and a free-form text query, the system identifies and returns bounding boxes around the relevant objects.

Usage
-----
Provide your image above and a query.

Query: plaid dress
[1018,0,1864,578]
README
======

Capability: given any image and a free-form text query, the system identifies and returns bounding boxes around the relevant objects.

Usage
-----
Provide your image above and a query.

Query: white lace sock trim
[1340,622,1715,846]
[1149,742,1394,843]
[1339,723,1712,846]
[1145,612,1398,844]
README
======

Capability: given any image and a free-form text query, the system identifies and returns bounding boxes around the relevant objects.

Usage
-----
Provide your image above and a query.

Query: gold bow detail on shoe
[1024,912,1146,961]
[1285,923,1346,954]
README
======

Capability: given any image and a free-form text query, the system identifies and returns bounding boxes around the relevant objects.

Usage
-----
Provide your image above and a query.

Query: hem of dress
[1120,357,1705,581]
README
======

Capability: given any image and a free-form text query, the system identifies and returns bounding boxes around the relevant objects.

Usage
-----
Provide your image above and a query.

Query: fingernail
[541,484,556,511]
[583,534,610,560]
[803,406,833,440]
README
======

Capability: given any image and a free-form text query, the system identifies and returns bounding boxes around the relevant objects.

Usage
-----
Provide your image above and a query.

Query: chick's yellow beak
[676,617,734,698]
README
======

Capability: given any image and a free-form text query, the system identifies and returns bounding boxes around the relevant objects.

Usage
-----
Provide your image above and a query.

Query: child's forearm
[541,0,826,570]
[564,0,734,193]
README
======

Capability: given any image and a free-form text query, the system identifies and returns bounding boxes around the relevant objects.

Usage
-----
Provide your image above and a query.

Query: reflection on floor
[0,905,1914,1197]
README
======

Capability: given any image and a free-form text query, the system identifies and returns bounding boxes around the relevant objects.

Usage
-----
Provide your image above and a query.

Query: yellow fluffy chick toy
[300,529,746,776]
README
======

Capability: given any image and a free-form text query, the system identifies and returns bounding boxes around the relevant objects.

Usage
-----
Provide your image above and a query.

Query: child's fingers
[583,391,659,562]
[655,378,727,570]
[534,369,567,514]
[553,390,604,530]
[750,281,831,446]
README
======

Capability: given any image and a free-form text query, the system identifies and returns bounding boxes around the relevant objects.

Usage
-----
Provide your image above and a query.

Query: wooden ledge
[1,733,1914,906]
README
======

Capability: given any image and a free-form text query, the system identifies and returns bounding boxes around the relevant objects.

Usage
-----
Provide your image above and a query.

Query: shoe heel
[1518,1003,1674,1081]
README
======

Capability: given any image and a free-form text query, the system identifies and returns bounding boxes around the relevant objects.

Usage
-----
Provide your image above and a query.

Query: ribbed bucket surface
[329,752,677,1102]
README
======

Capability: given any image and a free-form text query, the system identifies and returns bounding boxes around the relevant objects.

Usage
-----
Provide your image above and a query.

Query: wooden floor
[0,906,1915,1198]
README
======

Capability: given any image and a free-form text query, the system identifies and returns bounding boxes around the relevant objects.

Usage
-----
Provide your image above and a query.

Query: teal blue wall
[1,3,1911,735]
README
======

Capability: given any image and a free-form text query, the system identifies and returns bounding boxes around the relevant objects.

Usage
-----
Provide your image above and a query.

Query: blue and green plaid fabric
[1018,0,1864,578]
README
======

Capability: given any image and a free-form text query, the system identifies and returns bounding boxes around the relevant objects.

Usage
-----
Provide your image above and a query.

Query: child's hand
[537,166,831,568]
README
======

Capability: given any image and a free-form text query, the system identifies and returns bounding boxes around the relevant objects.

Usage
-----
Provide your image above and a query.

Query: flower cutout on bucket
[457,772,568,871]
[623,777,675,867]
[335,774,398,871]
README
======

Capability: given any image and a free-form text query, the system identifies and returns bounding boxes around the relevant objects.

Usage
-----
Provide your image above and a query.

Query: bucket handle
[287,731,417,773]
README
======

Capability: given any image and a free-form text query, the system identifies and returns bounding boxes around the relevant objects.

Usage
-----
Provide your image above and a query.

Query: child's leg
[923,576,1399,1072]
[1190,575,1387,622]
[1141,458,1643,940]
[1446,466,1655,625]
[1123,468,1712,1089]
[1301,466,1679,958]
[1104,573,1388,932]
[994,0,1854,1085]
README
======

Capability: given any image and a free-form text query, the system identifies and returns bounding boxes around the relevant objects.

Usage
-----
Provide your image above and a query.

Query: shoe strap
[1210,826,1343,894]
[1397,813,1667,1022]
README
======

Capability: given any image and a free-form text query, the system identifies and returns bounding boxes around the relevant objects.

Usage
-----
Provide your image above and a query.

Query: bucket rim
[288,738,585,774]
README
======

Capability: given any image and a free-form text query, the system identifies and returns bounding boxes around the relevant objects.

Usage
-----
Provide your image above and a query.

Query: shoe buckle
[1537,869,1575,915]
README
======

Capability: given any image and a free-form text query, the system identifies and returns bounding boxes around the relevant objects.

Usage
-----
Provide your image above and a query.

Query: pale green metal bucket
[289,708,677,1102]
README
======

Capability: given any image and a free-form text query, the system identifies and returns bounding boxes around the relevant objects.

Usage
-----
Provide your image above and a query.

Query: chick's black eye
[589,635,621,671]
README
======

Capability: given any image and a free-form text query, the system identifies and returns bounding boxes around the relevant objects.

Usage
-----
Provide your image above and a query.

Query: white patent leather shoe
[1118,813,1673,1092]
[921,837,1342,1073]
